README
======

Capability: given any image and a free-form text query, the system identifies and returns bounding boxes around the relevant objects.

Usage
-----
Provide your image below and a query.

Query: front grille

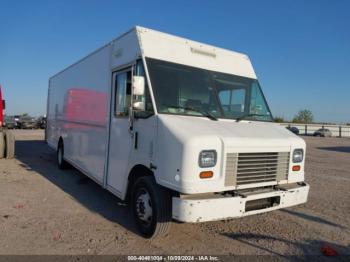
[225,152,290,187]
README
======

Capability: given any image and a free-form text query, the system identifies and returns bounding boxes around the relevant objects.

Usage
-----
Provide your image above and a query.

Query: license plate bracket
[245,196,280,212]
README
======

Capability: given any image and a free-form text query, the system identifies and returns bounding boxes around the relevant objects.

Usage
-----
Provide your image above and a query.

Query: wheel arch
[125,164,154,202]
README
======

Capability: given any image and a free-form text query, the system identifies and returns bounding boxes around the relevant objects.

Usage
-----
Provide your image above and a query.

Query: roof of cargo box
[50,26,257,80]
[135,26,257,79]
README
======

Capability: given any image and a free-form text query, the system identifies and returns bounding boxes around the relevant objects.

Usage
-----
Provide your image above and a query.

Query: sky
[0,0,349,123]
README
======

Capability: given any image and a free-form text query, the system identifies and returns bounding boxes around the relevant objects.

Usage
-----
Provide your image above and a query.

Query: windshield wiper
[201,110,218,121]
[236,113,269,122]
[166,105,218,121]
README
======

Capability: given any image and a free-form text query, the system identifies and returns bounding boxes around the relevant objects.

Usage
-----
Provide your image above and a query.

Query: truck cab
[128,56,309,231]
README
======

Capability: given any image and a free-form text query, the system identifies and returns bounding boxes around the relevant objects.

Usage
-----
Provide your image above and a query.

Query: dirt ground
[0,130,349,256]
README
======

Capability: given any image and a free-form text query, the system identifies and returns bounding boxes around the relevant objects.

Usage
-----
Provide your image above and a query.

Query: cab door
[106,67,133,196]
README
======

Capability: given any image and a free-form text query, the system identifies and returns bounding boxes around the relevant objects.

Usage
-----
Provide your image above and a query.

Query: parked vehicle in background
[36,116,47,129]
[4,116,16,129]
[0,85,15,158]
[18,116,36,129]
[286,126,300,135]
[47,26,309,238]
[313,128,332,137]
[14,115,20,127]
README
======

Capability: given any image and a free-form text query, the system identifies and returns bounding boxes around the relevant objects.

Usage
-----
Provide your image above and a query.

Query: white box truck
[47,26,309,238]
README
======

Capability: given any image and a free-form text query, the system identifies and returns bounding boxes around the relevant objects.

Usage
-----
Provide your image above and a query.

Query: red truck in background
[0,85,4,127]
[0,84,15,158]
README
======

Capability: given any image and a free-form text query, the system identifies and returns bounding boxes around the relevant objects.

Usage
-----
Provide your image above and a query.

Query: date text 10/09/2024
[127,256,220,261]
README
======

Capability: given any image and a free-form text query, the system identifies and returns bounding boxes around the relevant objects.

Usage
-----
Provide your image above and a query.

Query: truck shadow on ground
[15,139,140,236]
[318,146,350,153]
[280,209,346,230]
[221,232,350,258]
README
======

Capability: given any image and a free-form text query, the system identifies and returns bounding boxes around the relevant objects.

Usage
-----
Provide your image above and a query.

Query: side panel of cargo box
[47,45,112,184]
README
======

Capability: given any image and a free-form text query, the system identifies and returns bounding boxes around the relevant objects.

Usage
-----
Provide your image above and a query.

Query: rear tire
[57,141,69,169]
[131,176,172,238]
[0,132,5,159]
[4,131,15,159]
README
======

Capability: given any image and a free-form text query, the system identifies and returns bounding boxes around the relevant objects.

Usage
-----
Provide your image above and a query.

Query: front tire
[131,176,172,238]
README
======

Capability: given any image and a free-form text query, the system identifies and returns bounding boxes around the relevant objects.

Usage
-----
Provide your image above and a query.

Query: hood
[157,114,305,150]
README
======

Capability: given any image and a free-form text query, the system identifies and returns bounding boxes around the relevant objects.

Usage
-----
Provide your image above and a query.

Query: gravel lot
[0,130,349,257]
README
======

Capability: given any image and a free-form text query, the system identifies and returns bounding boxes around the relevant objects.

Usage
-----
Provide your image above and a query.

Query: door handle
[134,132,138,149]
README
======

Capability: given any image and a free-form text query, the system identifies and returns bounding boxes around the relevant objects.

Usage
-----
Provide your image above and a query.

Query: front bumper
[172,182,309,223]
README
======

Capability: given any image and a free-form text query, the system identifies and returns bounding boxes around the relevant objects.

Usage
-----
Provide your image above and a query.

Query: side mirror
[2,100,5,110]
[132,76,145,96]
[133,101,145,111]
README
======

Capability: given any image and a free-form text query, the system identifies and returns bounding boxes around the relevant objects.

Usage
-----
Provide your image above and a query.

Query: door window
[135,60,154,114]
[115,71,132,116]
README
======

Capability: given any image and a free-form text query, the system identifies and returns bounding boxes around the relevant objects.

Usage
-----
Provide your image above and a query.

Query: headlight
[199,150,217,168]
[293,149,304,163]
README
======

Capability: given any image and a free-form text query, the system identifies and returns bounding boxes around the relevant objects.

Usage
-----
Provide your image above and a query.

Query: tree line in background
[274,109,350,125]
[274,109,314,124]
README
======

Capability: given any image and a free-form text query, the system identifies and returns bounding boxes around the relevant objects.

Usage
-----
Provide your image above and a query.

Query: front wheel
[131,176,172,238]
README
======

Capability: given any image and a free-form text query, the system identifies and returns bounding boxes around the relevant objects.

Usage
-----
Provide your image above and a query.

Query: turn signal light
[292,165,301,171]
[199,171,213,179]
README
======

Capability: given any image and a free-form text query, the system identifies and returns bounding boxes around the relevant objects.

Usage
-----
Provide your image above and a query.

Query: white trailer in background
[47,26,309,238]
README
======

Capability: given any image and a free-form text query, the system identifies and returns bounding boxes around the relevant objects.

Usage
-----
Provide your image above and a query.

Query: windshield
[146,58,273,121]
